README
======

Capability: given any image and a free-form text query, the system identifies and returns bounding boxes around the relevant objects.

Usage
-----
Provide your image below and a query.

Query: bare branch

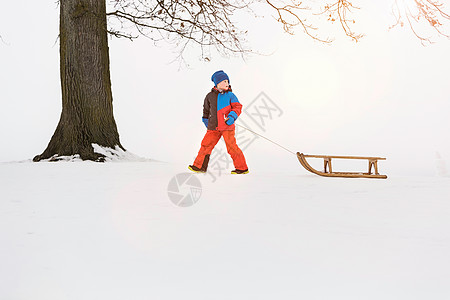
[102,0,450,61]
[265,0,333,43]
[317,0,363,42]
[390,0,450,44]
[106,0,253,60]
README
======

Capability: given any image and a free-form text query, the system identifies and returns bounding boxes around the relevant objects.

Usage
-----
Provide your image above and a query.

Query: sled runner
[297,152,387,179]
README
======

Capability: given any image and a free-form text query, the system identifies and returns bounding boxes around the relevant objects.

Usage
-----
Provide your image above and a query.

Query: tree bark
[34,0,123,162]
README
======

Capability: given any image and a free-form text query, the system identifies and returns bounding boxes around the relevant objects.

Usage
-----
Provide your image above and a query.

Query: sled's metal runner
[297,152,387,179]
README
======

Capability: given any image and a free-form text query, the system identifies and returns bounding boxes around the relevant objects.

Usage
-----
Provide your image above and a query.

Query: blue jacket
[202,87,242,131]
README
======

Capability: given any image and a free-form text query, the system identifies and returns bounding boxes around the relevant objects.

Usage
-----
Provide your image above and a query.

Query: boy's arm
[228,93,242,121]
[203,94,210,119]
[202,94,210,128]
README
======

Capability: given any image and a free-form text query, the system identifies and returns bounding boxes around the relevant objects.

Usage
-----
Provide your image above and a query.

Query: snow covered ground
[1,158,450,300]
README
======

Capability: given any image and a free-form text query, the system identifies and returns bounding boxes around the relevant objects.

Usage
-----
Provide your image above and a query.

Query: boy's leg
[192,130,222,171]
[222,130,248,171]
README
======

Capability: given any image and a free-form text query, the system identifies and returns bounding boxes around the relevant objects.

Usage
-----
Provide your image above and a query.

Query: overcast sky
[1,0,449,176]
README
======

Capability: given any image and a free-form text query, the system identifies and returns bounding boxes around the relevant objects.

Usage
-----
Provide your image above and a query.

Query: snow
[1,160,450,300]
[91,144,154,162]
[30,144,154,163]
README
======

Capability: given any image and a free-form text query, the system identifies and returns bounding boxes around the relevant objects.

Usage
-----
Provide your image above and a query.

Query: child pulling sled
[189,70,249,175]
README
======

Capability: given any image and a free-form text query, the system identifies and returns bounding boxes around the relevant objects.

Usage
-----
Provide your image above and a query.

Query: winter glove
[202,117,209,128]
[225,116,235,126]
[225,111,238,126]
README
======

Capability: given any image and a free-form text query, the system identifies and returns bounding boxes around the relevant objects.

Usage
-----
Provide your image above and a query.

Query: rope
[235,123,296,156]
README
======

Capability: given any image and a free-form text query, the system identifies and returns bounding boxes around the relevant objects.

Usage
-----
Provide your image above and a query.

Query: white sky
[1,0,450,176]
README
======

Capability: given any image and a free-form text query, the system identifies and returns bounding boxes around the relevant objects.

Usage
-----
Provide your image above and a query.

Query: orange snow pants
[193,130,248,171]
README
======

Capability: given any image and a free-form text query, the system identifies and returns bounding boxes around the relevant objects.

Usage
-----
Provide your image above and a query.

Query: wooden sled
[297,152,387,179]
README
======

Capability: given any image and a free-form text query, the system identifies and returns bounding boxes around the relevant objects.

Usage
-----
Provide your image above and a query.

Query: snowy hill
[1,160,450,300]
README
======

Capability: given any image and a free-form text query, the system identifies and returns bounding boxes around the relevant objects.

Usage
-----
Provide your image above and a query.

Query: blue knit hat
[211,70,229,86]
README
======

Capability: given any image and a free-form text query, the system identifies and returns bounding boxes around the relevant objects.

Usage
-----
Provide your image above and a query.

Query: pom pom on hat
[211,70,229,86]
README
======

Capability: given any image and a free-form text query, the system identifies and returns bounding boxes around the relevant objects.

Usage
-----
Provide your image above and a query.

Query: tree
[33,0,450,161]
[34,0,122,161]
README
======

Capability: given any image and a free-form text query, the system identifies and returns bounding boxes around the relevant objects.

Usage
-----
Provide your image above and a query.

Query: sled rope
[235,124,296,155]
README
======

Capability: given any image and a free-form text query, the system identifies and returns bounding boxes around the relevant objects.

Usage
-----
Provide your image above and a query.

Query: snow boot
[188,165,206,173]
[231,169,249,174]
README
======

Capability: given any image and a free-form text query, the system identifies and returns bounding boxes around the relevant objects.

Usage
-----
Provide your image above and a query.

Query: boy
[188,70,249,174]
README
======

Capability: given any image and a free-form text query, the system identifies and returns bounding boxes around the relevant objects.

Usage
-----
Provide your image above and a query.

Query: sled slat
[303,154,386,161]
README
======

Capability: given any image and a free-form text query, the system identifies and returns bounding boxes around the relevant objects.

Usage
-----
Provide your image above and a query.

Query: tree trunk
[34,0,123,162]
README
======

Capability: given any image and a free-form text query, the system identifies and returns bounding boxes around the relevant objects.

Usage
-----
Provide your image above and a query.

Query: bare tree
[33,0,449,161]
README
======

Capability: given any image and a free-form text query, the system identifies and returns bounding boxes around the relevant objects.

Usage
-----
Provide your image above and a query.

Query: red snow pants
[193,130,248,171]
